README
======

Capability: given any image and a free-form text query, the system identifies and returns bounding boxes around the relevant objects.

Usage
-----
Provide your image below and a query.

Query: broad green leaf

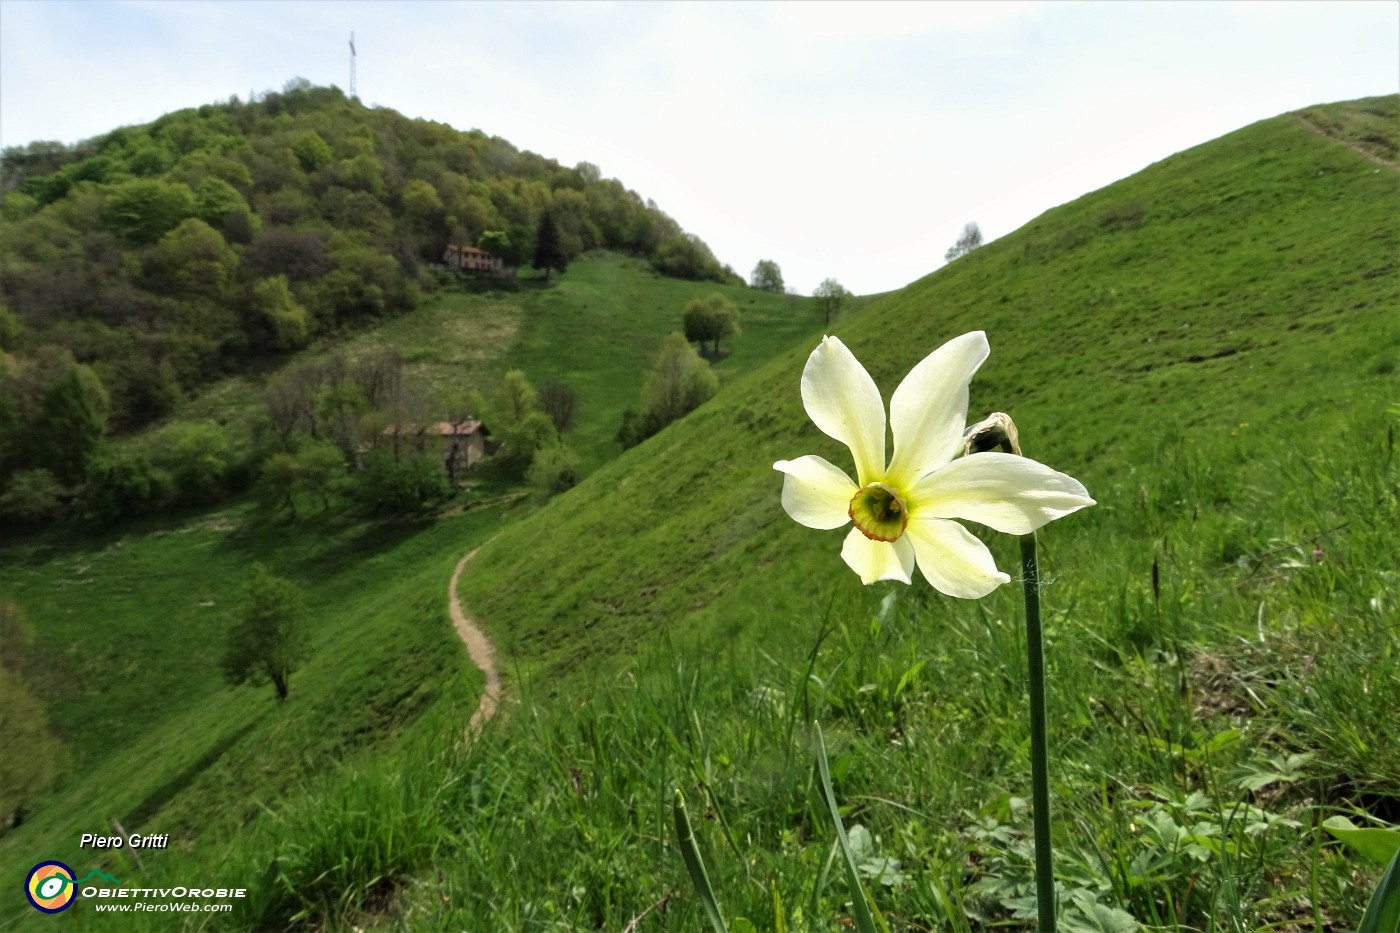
[859,856,906,887]
[1359,846,1400,933]
[1062,890,1141,933]
[847,824,875,862]
[1323,816,1400,865]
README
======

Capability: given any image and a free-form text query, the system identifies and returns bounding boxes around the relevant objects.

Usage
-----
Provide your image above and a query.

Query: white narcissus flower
[773,332,1095,598]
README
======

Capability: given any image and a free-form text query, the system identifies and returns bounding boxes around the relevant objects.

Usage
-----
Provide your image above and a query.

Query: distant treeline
[0,79,738,453]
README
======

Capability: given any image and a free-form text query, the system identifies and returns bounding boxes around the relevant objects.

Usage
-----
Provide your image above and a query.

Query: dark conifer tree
[533,211,569,281]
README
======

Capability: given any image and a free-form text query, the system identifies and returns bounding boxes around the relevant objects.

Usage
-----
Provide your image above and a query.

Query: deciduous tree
[32,363,107,485]
[944,222,984,262]
[652,233,725,282]
[477,229,512,261]
[102,179,196,245]
[222,564,309,702]
[494,369,539,428]
[254,451,301,518]
[355,449,452,512]
[538,377,578,433]
[619,333,718,447]
[193,177,252,229]
[160,422,232,505]
[495,411,557,477]
[147,218,237,300]
[681,293,741,356]
[750,259,784,293]
[526,441,581,502]
[813,278,851,327]
[252,275,310,350]
[291,131,333,172]
[83,450,170,524]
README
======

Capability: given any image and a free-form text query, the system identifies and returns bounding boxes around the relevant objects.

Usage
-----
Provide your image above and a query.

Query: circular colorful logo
[25,861,77,913]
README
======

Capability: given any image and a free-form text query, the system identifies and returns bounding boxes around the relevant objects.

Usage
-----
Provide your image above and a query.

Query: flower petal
[910,452,1095,535]
[886,331,989,488]
[905,517,1010,599]
[801,336,886,485]
[840,528,915,584]
[773,455,858,529]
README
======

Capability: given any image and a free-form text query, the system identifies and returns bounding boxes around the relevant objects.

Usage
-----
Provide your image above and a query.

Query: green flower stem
[1020,531,1055,931]
[967,413,1057,929]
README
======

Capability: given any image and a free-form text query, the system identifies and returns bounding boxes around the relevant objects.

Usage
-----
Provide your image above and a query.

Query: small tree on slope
[222,564,309,702]
[944,222,984,262]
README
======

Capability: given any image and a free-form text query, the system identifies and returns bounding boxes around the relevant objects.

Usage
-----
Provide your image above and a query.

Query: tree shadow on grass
[217,509,441,585]
[124,720,259,831]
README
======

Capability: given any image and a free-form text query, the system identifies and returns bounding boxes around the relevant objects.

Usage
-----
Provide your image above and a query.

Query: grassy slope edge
[459,102,1399,680]
[415,100,1400,928]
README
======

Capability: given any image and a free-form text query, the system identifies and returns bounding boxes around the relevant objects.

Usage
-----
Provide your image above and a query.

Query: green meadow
[2,96,1398,930]
[132,252,813,475]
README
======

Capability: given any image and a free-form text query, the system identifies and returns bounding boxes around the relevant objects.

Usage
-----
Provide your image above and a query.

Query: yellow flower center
[848,482,908,542]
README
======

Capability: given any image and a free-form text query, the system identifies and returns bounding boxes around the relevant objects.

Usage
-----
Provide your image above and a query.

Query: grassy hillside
[0,251,818,926]
[458,101,1399,677]
[148,251,816,475]
[1,97,1395,930]
[438,101,1398,928]
[1294,93,1400,165]
[0,505,498,917]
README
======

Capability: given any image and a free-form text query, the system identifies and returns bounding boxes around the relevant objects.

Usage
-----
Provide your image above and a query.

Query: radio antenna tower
[348,32,358,100]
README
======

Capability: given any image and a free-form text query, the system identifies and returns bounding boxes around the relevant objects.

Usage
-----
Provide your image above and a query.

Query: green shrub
[158,422,232,505]
[526,442,581,502]
[83,451,171,524]
[619,332,718,447]
[493,411,557,477]
[0,468,66,525]
[355,451,451,514]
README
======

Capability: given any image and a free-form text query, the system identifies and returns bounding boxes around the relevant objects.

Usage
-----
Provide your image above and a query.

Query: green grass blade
[673,788,730,933]
[808,837,839,924]
[1359,845,1400,933]
[813,722,889,933]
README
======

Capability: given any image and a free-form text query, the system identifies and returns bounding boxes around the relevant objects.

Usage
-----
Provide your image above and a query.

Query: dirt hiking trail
[449,548,501,736]
[1292,112,1399,173]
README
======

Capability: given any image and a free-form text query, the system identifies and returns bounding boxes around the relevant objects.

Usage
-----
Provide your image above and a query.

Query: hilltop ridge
[0,80,738,437]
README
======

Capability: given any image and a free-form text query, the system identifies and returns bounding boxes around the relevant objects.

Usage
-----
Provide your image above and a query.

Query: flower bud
[963,412,1021,457]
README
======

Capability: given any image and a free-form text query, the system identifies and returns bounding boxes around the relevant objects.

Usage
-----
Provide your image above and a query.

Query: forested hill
[0,80,737,436]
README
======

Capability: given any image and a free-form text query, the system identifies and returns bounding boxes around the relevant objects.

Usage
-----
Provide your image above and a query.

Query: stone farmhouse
[381,418,493,481]
[443,244,515,278]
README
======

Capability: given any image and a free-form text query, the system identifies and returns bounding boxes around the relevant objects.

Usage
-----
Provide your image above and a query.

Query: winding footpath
[449,548,502,736]
[1292,112,1399,173]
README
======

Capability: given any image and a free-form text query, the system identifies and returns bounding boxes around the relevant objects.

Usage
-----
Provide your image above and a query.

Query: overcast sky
[2,1,1396,295]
